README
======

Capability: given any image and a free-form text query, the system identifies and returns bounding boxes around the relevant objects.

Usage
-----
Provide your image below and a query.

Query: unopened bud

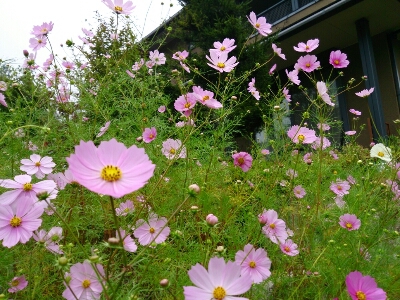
[136,136,143,142]
[89,255,99,262]
[274,105,280,111]
[58,257,68,266]
[206,214,218,226]
[23,50,29,57]
[189,184,200,194]
[160,279,169,287]
[216,245,224,252]
[108,237,120,245]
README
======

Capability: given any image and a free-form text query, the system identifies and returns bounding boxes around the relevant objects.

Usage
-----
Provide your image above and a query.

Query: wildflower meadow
[0,0,399,299]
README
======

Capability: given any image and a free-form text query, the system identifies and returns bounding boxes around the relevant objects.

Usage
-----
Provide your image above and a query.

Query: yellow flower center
[346,222,353,229]
[149,227,155,234]
[298,134,305,142]
[203,95,209,101]
[184,102,191,108]
[284,246,290,252]
[377,151,385,157]
[10,216,22,227]
[356,291,366,300]
[11,280,19,287]
[23,183,33,191]
[213,286,226,300]
[124,208,130,212]
[220,46,226,51]
[306,63,311,67]
[114,6,123,12]
[35,162,41,166]
[217,62,225,68]
[305,45,310,50]
[237,157,245,165]
[269,223,276,229]
[337,186,342,190]
[82,279,91,288]
[334,59,339,65]
[149,134,154,139]
[169,148,176,154]
[101,165,122,182]
[249,261,256,268]
[255,23,260,28]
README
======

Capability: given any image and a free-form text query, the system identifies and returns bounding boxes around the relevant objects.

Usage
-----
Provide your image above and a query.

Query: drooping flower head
[339,214,361,231]
[349,108,361,116]
[96,121,111,137]
[370,143,392,162]
[134,214,170,246]
[247,78,260,100]
[102,0,135,15]
[272,43,286,60]
[287,125,317,144]
[20,154,56,179]
[345,271,386,300]
[285,69,301,85]
[162,139,187,160]
[235,244,271,283]
[317,81,335,106]
[329,50,349,68]
[183,256,252,300]
[212,38,237,55]
[355,87,374,97]
[117,228,137,252]
[247,11,272,36]
[206,51,238,73]
[142,127,157,143]
[66,139,155,198]
[8,275,28,293]
[0,93,7,107]
[232,152,253,172]
[293,38,319,52]
[282,87,291,102]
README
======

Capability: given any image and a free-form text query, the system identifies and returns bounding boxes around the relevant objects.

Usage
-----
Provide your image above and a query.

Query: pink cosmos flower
[78,36,95,47]
[110,33,119,40]
[261,209,288,244]
[247,11,272,36]
[293,38,319,52]
[355,87,374,97]
[349,109,361,116]
[62,261,105,300]
[287,125,317,144]
[162,139,187,159]
[261,149,270,155]
[33,227,63,254]
[303,152,313,164]
[115,200,135,216]
[149,50,166,65]
[329,50,349,68]
[318,123,330,131]
[283,87,291,102]
[247,78,260,100]
[345,131,357,136]
[132,59,145,71]
[192,86,222,109]
[158,105,166,113]
[335,196,346,208]
[82,28,94,37]
[172,50,189,61]
[180,62,190,73]
[8,275,28,293]
[345,271,386,300]
[126,70,135,78]
[0,93,7,107]
[97,121,110,137]
[183,256,252,300]
[117,228,137,252]
[62,61,75,70]
[0,174,56,206]
[347,175,356,185]
[212,38,237,55]
[142,127,157,143]
[269,63,277,74]
[339,214,361,231]
[206,214,218,226]
[235,244,271,284]
[293,185,306,199]
[206,51,238,73]
[31,22,54,37]
[232,152,253,172]
[317,81,334,106]
[285,69,301,85]
[29,36,47,51]
[0,81,7,91]
[20,154,56,179]
[102,0,135,14]
[272,43,286,60]
[286,169,298,179]
[134,215,170,246]
[330,179,351,196]
[280,239,299,256]
[174,93,197,112]
[66,139,155,198]
[297,55,320,72]
[0,200,44,248]
[311,136,331,150]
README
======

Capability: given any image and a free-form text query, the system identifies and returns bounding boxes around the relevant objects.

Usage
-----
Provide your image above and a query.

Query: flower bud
[160,279,169,287]
[216,245,224,252]
[108,237,120,245]
[136,136,143,142]
[206,214,218,226]
[189,184,200,194]
[23,50,29,57]
[58,256,69,266]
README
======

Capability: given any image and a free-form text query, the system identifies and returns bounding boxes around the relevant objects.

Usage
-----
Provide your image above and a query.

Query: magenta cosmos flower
[133,215,170,246]
[349,108,361,116]
[183,256,252,300]
[142,127,157,143]
[247,11,272,36]
[102,0,135,14]
[0,200,44,248]
[287,125,317,144]
[280,239,299,256]
[293,185,306,199]
[235,244,271,283]
[329,50,349,68]
[8,275,28,293]
[62,261,105,300]
[20,154,56,179]
[297,55,320,72]
[317,81,335,106]
[293,38,319,52]
[66,139,155,198]
[206,51,238,73]
[162,139,187,159]
[260,209,288,244]
[355,87,374,97]
[192,86,223,109]
[345,271,386,300]
[330,179,351,196]
[172,50,189,61]
[0,93,7,107]
[212,38,237,55]
[117,228,137,252]
[339,214,361,231]
[232,152,253,172]
[174,93,197,113]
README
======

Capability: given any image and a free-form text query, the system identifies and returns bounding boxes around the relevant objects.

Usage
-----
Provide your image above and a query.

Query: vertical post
[387,32,400,112]
[355,18,387,140]
[291,0,299,11]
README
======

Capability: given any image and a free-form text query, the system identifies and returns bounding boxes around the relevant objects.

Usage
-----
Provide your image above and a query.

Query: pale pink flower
[335,196,346,208]
[180,62,190,73]
[330,179,351,196]
[345,271,386,300]
[235,244,271,283]
[329,50,349,68]
[0,93,7,107]
[33,227,63,254]
[261,149,270,155]
[206,51,238,73]
[102,0,135,14]
[232,152,253,172]
[192,86,222,109]
[118,228,137,252]
[142,127,157,143]
[0,201,44,247]
[293,38,319,52]
[0,81,7,91]
[293,185,306,199]
[286,169,298,179]
[330,150,339,160]
[303,152,313,164]
[247,11,272,36]
[158,105,166,113]
[27,141,38,151]
[282,87,291,102]
[162,139,187,159]
[20,154,56,179]
[212,38,237,55]
[172,50,189,61]
[8,275,28,293]
[146,60,155,69]
[280,239,299,256]
[174,93,197,112]
[261,209,288,244]
[31,22,54,37]
[29,36,47,51]
[269,63,277,74]
[82,28,94,37]
[339,214,361,231]
[317,81,334,106]
[311,136,331,150]
[345,130,357,136]
[285,69,300,85]
[318,123,330,131]
[132,59,145,71]
[134,215,170,246]
[126,70,135,78]
[297,55,320,72]
[287,125,317,144]
[62,61,75,70]
[183,256,252,300]
[62,261,105,300]
[96,121,110,137]
[355,87,374,97]
[206,214,218,226]
[66,139,155,198]
[78,36,95,47]
[272,43,286,60]
[110,33,119,40]
[149,50,166,65]
[349,109,361,116]
[347,175,356,185]
[247,78,260,100]
[115,200,135,216]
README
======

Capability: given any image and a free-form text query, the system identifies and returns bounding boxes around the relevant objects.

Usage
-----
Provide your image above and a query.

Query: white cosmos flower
[370,143,391,162]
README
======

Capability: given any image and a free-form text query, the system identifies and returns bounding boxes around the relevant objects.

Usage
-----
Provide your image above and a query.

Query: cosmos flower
[345,271,386,300]
[272,43,286,60]
[142,127,157,143]
[235,244,271,283]
[20,154,56,179]
[0,93,7,107]
[192,86,222,109]
[247,78,260,100]
[330,179,351,196]
[293,38,319,52]
[293,185,306,199]
[158,105,166,113]
[97,121,111,137]
[260,209,288,244]
[297,55,320,72]
[172,50,189,61]
[232,152,253,172]
[317,81,334,106]
[329,50,349,68]
[349,109,361,115]
[339,214,361,231]
[8,275,28,293]
[174,93,197,113]
[117,228,137,252]
[206,51,238,73]
[161,139,187,160]
[280,239,299,256]
[247,11,272,36]
[355,87,374,97]
[285,69,300,85]
[31,22,54,37]
[133,215,170,246]
[149,50,166,65]
[102,0,135,15]
[287,125,317,144]
[212,38,237,55]
[370,143,392,162]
